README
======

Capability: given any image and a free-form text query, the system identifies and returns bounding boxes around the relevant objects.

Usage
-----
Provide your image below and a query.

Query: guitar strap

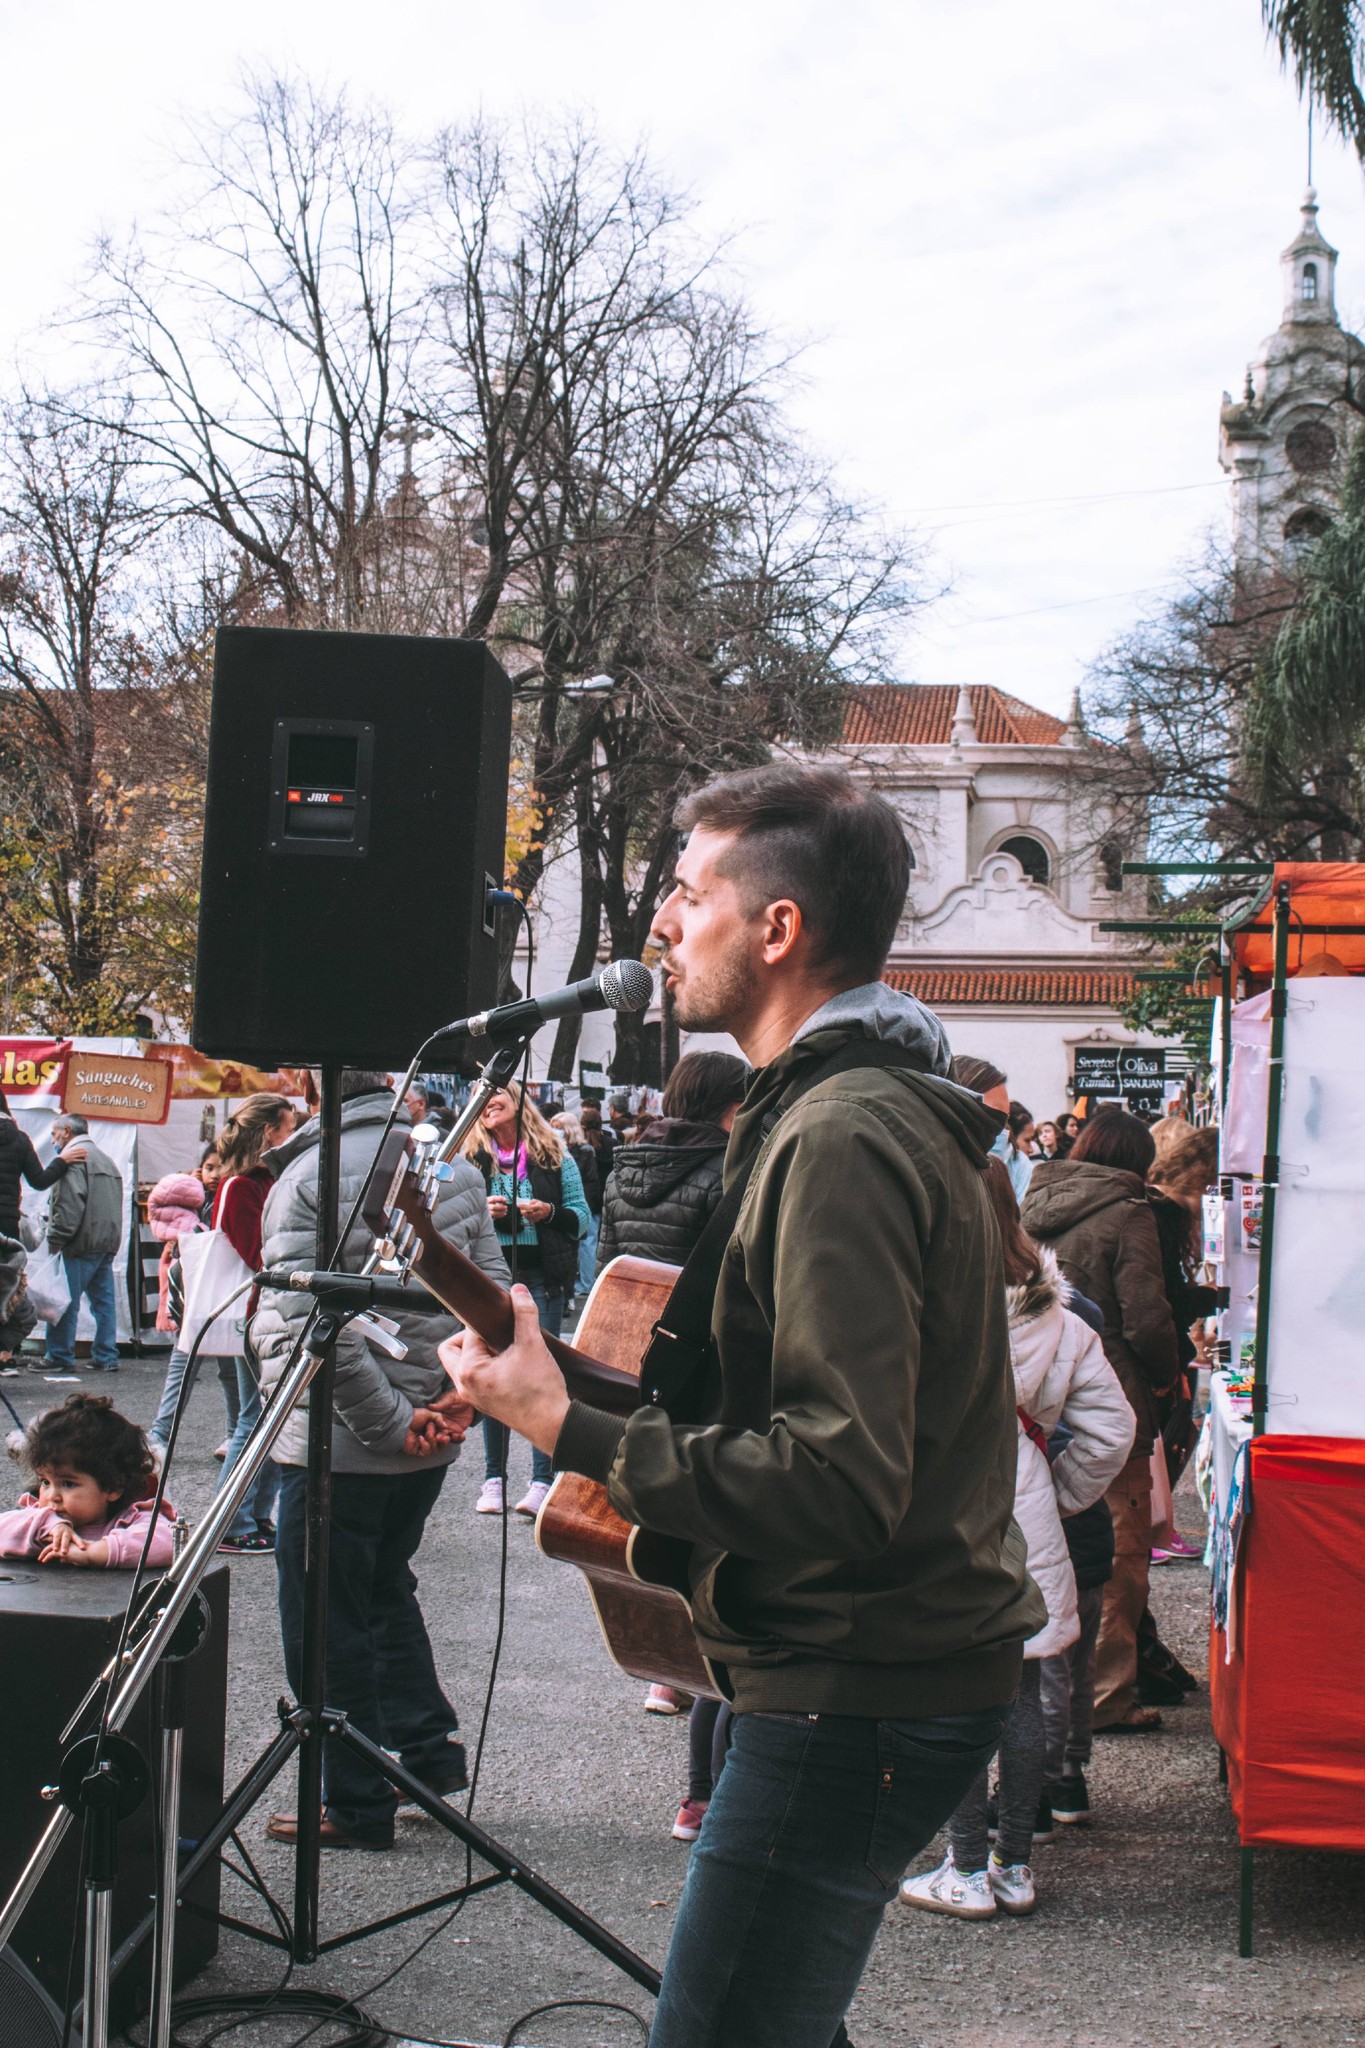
[638,1037,933,1421]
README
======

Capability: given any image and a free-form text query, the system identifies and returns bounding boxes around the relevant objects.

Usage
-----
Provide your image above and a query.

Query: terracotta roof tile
[842,685,1067,748]
[884,966,1138,1007]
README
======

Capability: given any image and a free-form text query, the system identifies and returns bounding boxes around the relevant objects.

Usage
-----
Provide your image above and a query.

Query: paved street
[9,1353,1364,2047]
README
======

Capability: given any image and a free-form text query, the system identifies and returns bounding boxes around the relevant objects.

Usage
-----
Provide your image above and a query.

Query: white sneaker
[475,1478,505,1515]
[988,1853,1037,1915]
[515,1480,551,1517]
[898,1854,997,1919]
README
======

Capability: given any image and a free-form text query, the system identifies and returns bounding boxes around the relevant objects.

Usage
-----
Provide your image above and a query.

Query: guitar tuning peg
[379,1238,397,1262]
[430,1161,454,1183]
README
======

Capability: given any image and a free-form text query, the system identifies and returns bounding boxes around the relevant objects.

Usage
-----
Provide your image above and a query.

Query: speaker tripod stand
[0,1055,660,2046]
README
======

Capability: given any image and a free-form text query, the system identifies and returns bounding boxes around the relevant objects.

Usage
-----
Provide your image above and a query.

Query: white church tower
[1219,188,1365,569]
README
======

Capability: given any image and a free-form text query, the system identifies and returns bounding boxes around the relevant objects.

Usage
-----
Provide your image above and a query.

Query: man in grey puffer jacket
[252,1073,509,1850]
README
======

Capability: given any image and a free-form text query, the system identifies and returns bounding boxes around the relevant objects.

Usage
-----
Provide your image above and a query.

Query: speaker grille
[0,1946,71,2047]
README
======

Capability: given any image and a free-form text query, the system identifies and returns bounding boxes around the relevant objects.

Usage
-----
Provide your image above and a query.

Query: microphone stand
[0,1035,661,2044]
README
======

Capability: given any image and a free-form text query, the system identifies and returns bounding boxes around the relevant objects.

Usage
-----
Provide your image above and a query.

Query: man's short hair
[54,1113,88,1137]
[340,1070,393,1102]
[677,763,910,984]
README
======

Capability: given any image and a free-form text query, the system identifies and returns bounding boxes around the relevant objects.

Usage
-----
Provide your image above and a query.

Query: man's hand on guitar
[438,1282,570,1457]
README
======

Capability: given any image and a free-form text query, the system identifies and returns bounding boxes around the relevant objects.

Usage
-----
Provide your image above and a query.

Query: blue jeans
[481,1275,564,1488]
[651,1704,1006,2048]
[275,1463,460,1838]
[47,1253,118,1369]
[217,1354,281,1541]
[148,1347,239,1448]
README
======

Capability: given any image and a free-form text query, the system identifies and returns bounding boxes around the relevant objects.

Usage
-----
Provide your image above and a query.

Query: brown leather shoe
[1093,1705,1163,1734]
[266,1810,394,1850]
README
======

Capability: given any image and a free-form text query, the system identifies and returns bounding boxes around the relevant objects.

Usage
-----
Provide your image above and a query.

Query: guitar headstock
[360,1125,451,1273]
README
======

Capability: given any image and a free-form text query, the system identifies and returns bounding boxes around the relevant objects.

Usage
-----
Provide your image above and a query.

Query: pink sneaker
[1152,1531,1202,1564]
[645,1684,693,1715]
[672,1799,708,1842]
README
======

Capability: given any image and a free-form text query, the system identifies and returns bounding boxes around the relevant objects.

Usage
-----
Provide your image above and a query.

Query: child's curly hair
[14,1394,156,1505]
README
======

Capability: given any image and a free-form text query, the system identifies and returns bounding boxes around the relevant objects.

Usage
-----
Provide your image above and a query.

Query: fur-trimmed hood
[1005,1245,1065,1327]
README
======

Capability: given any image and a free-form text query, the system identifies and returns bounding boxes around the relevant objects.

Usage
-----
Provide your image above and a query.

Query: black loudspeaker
[193,627,513,1067]
[0,1946,74,2047]
[0,1562,229,2033]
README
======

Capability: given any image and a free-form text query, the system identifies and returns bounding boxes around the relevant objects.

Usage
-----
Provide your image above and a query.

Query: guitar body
[534,1256,723,1701]
[361,1135,723,1701]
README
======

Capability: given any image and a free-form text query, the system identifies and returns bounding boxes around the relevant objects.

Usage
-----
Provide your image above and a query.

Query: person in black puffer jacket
[595,1051,749,1275]
[594,1049,749,1754]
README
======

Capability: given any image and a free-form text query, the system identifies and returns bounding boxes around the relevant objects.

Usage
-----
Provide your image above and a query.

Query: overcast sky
[5,0,1362,715]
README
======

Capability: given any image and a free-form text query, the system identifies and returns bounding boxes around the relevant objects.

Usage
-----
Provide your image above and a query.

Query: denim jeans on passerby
[1041,1580,1105,1779]
[275,1463,460,1839]
[216,1354,281,1541]
[47,1253,118,1369]
[649,1702,1006,2048]
[481,1276,564,1489]
[148,1347,240,1448]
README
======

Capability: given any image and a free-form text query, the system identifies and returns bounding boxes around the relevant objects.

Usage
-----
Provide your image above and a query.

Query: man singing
[444,762,1043,2048]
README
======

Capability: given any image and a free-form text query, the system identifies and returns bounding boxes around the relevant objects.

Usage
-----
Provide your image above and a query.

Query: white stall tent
[1262,977,1365,1438]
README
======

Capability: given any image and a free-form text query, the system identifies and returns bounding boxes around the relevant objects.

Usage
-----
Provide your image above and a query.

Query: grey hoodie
[251,1093,510,1475]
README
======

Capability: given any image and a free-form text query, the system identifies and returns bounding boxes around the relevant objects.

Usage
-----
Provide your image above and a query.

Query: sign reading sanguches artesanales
[61,1052,173,1126]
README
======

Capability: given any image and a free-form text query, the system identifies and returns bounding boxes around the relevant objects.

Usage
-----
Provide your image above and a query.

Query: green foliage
[1263,2,1365,155]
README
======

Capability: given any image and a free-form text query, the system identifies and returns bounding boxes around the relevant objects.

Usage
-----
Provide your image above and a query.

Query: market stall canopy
[1229,862,1365,980]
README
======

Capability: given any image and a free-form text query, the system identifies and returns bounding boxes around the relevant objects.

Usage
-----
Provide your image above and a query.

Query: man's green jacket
[556,985,1045,1718]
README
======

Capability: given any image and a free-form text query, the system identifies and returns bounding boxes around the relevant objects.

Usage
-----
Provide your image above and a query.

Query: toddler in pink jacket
[1,1391,174,1569]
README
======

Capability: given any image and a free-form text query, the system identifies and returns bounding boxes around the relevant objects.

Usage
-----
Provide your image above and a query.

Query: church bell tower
[1219,188,1365,571]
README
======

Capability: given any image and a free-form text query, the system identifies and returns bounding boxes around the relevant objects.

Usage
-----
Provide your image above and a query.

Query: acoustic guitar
[362,1133,722,1699]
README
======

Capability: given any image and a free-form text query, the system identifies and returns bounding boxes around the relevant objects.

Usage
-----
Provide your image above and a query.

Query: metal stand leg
[1238,1845,1254,1958]
[83,1882,114,2048]
[147,1590,211,2048]
[60,1734,149,2047]
[293,1061,343,1965]
[147,1707,182,2048]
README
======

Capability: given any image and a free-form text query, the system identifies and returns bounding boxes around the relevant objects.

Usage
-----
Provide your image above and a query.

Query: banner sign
[62,1051,173,1126]
[1072,1046,1167,1114]
[147,1044,313,1103]
[0,1039,70,1096]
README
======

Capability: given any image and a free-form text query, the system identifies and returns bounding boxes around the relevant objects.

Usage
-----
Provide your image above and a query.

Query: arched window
[1302,262,1319,302]
[998,834,1051,886]
[1284,504,1332,557]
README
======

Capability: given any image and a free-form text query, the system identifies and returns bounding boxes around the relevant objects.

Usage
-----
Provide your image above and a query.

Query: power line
[952,576,1187,627]
[910,478,1225,521]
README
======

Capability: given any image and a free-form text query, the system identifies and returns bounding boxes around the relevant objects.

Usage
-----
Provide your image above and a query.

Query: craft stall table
[1202,863,1365,1953]
[1205,1386,1365,1950]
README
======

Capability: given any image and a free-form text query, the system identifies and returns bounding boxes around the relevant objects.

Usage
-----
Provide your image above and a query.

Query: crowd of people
[558,1048,1221,1911]
[0,1002,1220,1900]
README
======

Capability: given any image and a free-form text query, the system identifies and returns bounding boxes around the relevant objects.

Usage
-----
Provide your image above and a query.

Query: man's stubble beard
[670,947,759,1035]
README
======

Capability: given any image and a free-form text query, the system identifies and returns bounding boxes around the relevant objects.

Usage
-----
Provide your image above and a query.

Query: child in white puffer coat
[901,1159,1134,1923]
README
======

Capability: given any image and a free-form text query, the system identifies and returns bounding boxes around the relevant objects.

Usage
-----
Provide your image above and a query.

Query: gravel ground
[8,1350,1363,2048]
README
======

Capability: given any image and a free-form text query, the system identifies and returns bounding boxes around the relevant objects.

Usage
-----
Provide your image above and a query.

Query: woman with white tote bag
[185,1095,297,1554]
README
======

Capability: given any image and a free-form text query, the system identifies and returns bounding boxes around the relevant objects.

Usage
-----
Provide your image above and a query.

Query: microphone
[257,1270,450,1316]
[431,959,654,1044]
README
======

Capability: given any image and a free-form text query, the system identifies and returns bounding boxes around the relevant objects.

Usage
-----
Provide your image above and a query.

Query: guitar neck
[409,1232,641,1419]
